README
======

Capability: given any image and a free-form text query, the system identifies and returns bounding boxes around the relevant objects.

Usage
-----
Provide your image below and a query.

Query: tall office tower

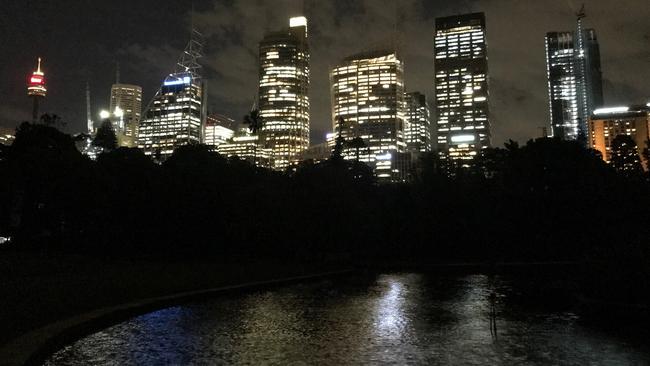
[138,30,206,160]
[405,92,431,153]
[27,57,47,123]
[204,114,235,149]
[545,10,603,141]
[258,16,310,170]
[330,50,407,181]
[109,84,142,147]
[434,13,490,164]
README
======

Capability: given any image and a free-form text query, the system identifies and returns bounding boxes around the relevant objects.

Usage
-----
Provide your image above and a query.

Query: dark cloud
[1,0,648,147]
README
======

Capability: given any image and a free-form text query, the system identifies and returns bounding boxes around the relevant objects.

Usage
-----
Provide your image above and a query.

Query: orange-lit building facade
[589,105,650,170]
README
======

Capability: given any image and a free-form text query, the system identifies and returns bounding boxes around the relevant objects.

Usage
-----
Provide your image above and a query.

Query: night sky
[1,0,648,146]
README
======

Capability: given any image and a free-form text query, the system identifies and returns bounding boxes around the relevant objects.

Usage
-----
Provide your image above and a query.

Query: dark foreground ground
[0,250,342,348]
[2,249,649,361]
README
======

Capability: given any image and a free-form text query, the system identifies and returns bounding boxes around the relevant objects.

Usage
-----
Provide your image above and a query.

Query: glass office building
[434,12,491,164]
[331,49,407,181]
[545,14,603,141]
[109,83,142,147]
[258,16,310,170]
[137,31,206,160]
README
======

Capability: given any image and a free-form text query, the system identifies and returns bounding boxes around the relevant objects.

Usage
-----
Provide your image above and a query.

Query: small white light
[290,16,307,28]
[593,106,629,115]
[376,153,392,161]
[113,107,124,118]
[451,134,475,143]
[99,110,110,119]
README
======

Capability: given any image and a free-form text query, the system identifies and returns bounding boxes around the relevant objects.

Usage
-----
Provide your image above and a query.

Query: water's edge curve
[0,269,353,366]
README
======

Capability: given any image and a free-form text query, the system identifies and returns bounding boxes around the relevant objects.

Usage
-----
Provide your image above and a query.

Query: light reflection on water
[44,274,650,365]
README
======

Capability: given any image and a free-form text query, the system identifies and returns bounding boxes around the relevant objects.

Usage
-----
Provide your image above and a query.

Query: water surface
[45,273,649,365]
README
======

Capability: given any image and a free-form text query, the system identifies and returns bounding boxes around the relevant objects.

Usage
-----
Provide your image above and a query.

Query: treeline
[1,122,649,273]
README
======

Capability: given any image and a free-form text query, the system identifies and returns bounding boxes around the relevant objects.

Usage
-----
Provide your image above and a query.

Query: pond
[45,273,650,365]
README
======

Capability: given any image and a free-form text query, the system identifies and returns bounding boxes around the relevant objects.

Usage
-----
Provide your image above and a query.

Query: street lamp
[99,110,110,120]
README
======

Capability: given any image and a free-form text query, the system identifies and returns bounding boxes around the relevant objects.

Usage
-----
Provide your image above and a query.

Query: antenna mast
[86,81,93,134]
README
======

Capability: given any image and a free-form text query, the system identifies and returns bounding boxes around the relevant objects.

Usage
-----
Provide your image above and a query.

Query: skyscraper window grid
[331,50,407,181]
[137,30,206,160]
[434,13,491,164]
[258,16,310,170]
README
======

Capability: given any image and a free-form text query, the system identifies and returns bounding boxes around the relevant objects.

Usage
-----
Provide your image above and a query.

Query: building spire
[176,27,204,79]
[86,81,93,134]
[576,3,586,19]
[36,57,42,73]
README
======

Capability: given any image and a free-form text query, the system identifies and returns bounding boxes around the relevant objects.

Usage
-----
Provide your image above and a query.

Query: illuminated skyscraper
[204,114,235,149]
[110,84,142,147]
[138,30,206,160]
[258,16,310,170]
[330,49,407,181]
[405,92,431,153]
[27,57,47,123]
[434,13,490,163]
[545,10,603,141]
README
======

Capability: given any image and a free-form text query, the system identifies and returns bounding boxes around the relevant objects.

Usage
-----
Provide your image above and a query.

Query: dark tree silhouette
[243,109,264,165]
[2,120,650,308]
[576,119,588,148]
[332,116,346,161]
[39,114,66,129]
[3,122,91,247]
[243,109,264,135]
[92,119,118,152]
[348,136,367,161]
[641,138,650,174]
[611,134,643,176]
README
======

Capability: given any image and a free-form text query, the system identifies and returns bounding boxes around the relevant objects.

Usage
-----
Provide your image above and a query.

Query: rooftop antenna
[576,3,586,20]
[190,1,195,32]
[86,80,93,134]
[392,0,403,55]
[176,2,204,80]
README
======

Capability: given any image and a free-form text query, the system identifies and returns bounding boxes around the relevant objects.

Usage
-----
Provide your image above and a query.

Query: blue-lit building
[137,31,206,160]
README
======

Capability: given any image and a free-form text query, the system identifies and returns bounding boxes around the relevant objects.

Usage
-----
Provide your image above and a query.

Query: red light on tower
[27,57,47,98]
[27,57,47,122]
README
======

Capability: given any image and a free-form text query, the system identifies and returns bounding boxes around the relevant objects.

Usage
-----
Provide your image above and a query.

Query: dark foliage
[243,109,264,135]
[1,128,650,304]
[610,134,643,178]
[92,119,118,152]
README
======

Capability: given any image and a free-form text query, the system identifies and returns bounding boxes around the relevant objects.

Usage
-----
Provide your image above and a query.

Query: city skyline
[1,0,649,147]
